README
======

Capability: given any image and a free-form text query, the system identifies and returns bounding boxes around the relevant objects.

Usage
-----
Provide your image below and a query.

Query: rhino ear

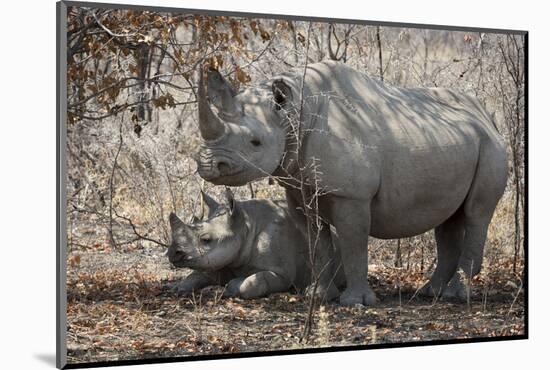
[201,190,220,219]
[272,78,293,111]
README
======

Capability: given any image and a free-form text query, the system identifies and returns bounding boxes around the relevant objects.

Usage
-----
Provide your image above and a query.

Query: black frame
[56,1,529,368]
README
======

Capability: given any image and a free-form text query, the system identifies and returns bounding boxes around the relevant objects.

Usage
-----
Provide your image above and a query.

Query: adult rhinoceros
[194,60,508,306]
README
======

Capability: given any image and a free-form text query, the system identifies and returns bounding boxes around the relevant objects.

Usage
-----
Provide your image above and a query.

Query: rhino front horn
[169,212,185,228]
[198,68,226,141]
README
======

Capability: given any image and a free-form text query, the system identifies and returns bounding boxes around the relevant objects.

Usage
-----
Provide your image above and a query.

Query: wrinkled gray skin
[195,61,508,305]
[167,189,342,299]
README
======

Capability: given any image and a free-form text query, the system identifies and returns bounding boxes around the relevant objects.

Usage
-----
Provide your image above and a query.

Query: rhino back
[301,61,502,155]
[289,61,507,238]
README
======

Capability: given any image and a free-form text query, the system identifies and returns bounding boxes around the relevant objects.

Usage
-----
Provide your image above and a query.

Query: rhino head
[196,68,296,186]
[167,189,245,271]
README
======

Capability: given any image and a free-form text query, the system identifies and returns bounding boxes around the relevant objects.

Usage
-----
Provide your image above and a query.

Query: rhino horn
[201,190,220,219]
[169,212,186,230]
[198,68,226,140]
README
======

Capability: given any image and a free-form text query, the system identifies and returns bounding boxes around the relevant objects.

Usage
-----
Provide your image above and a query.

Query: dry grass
[66,235,525,364]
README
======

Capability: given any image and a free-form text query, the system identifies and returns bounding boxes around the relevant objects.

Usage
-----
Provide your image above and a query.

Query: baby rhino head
[167,189,245,271]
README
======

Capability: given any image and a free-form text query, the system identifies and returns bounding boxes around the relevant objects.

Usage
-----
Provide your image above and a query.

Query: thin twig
[91,10,138,38]
[507,280,523,316]
[113,210,169,248]
[108,122,124,248]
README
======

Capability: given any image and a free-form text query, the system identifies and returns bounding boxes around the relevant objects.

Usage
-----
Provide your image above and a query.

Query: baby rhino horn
[169,212,185,229]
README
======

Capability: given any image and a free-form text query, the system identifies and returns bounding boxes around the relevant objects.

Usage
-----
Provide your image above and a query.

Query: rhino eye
[250,139,261,147]
[200,235,212,244]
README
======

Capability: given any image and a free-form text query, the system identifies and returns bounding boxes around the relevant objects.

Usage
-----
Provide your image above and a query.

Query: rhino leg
[420,214,497,302]
[305,279,340,302]
[304,224,342,301]
[456,141,506,287]
[420,210,465,298]
[226,271,290,299]
[330,200,376,306]
[441,272,467,301]
[169,271,219,296]
[422,143,503,301]
[458,221,490,279]
[438,220,489,302]
[285,189,340,301]
[223,277,246,297]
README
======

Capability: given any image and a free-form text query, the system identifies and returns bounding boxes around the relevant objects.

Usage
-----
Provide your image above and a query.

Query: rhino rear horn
[206,69,239,118]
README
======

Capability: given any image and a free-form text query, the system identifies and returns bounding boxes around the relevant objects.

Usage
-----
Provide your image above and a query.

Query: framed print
[57,1,527,368]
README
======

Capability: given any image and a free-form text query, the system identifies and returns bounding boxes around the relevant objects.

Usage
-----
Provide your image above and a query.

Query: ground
[65,242,525,365]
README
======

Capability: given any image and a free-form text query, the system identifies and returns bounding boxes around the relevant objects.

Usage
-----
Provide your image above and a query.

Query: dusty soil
[66,244,525,365]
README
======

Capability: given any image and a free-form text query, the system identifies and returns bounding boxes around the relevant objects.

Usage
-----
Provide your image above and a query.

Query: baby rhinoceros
[167,189,334,299]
